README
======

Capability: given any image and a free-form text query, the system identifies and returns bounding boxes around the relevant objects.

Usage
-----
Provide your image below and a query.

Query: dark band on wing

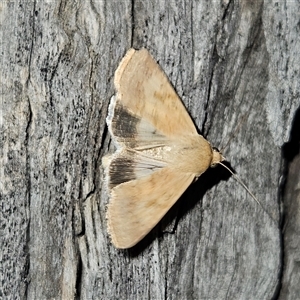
[109,156,136,188]
[111,102,140,140]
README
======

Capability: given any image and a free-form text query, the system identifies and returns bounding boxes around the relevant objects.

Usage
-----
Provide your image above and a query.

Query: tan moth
[102,48,265,249]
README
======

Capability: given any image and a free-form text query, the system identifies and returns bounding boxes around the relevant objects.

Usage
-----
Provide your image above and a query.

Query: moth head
[211,147,225,167]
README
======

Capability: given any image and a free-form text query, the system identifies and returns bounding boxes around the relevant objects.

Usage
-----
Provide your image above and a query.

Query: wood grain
[1,0,299,299]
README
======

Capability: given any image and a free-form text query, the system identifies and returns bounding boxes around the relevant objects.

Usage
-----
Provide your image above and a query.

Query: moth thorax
[211,149,224,167]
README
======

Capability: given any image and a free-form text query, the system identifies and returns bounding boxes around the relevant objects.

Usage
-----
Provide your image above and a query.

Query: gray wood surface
[1,1,299,299]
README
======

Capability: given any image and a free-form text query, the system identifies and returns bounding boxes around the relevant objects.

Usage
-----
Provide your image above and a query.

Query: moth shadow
[127,161,233,257]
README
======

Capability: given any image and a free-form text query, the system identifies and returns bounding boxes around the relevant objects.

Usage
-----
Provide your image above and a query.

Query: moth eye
[210,163,218,168]
[212,146,220,152]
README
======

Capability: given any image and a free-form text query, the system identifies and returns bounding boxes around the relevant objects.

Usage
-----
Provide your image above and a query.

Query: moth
[103,48,258,249]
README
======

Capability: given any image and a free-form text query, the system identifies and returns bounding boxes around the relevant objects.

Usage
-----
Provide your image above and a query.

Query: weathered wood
[279,106,300,300]
[1,0,299,299]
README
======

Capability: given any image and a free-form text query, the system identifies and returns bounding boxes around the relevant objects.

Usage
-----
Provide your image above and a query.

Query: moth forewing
[112,48,198,137]
[107,168,195,249]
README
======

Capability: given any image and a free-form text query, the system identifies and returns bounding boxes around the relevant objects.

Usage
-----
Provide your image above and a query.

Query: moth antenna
[218,162,276,223]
